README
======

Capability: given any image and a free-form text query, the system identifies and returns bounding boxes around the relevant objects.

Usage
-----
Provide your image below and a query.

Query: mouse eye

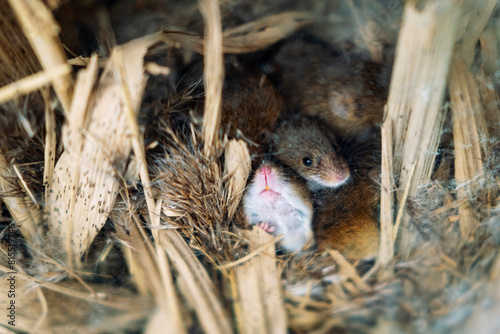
[302,157,313,167]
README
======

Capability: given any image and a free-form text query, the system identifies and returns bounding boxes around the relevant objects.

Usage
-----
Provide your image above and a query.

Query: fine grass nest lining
[1,0,500,333]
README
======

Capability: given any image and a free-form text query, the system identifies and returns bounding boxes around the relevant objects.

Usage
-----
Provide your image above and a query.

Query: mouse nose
[338,169,350,181]
[259,165,272,175]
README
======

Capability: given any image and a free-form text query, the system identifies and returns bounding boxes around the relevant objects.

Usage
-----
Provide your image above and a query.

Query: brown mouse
[269,38,390,140]
[243,161,313,252]
[271,116,350,192]
[220,65,284,159]
[313,172,380,260]
[180,59,284,163]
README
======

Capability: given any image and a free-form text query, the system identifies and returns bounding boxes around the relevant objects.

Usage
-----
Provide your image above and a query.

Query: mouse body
[314,173,380,260]
[179,58,284,164]
[268,38,390,140]
[220,64,284,157]
[243,162,313,252]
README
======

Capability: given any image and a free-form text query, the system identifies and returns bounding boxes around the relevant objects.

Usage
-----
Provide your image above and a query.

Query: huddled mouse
[177,32,389,260]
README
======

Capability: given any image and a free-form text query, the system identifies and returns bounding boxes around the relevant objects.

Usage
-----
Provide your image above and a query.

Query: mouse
[243,162,313,252]
[271,116,350,192]
[313,172,380,260]
[178,58,284,164]
[266,37,391,140]
[220,64,284,162]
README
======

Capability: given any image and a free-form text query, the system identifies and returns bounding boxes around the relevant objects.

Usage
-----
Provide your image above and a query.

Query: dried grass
[0,152,42,242]
[7,0,74,113]
[0,0,500,333]
[46,33,161,266]
[234,227,287,334]
[384,0,461,256]
[378,113,394,273]
[160,12,314,54]
[199,0,224,158]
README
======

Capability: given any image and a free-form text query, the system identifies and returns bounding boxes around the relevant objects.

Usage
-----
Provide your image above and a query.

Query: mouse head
[248,163,285,202]
[272,117,350,191]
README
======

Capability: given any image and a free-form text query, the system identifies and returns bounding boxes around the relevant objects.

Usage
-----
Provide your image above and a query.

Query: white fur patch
[243,170,313,252]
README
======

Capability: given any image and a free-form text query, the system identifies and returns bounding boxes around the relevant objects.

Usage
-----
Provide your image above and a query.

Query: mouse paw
[257,222,275,233]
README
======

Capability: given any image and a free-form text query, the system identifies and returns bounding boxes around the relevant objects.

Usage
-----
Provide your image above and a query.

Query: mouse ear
[258,74,269,89]
[258,128,271,144]
[328,90,356,120]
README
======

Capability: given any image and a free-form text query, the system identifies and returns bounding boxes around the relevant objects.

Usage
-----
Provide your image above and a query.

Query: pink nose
[338,169,350,181]
[259,165,272,175]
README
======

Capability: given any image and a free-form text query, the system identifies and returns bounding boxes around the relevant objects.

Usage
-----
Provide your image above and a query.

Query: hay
[7,0,74,113]
[378,113,394,273]
[160,12,314,54]
[0,152,42,242]
[46,33,161,266]
[234,227,286,333]
[200,0,224,158]
[0,0,500,333]
[384,0,461,256]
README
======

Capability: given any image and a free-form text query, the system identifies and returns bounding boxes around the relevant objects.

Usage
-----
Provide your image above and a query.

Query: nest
[1,0,500,333]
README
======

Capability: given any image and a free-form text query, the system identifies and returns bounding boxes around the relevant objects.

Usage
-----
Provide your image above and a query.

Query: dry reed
[0,0,499,333]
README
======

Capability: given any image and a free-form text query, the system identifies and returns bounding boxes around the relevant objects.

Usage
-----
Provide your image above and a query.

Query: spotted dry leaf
[47,33,163,266]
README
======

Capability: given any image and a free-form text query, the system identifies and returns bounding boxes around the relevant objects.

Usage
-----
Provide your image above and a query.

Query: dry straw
[7,0,73,113]
[385,0,461,254]
[0,0,500,332]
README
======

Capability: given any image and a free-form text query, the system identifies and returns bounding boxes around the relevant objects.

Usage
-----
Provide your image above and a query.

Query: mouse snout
[321,169,350,188]
[254,164,278,190]
[319,158,350,187]
[336,168,350,183]
[259,165,273,176]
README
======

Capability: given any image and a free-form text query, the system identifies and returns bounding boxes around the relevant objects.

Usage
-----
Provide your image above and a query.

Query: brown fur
[220,65,284,159]
[271,39,390,139]
[314,175,380,259]
[181,59,284,163]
